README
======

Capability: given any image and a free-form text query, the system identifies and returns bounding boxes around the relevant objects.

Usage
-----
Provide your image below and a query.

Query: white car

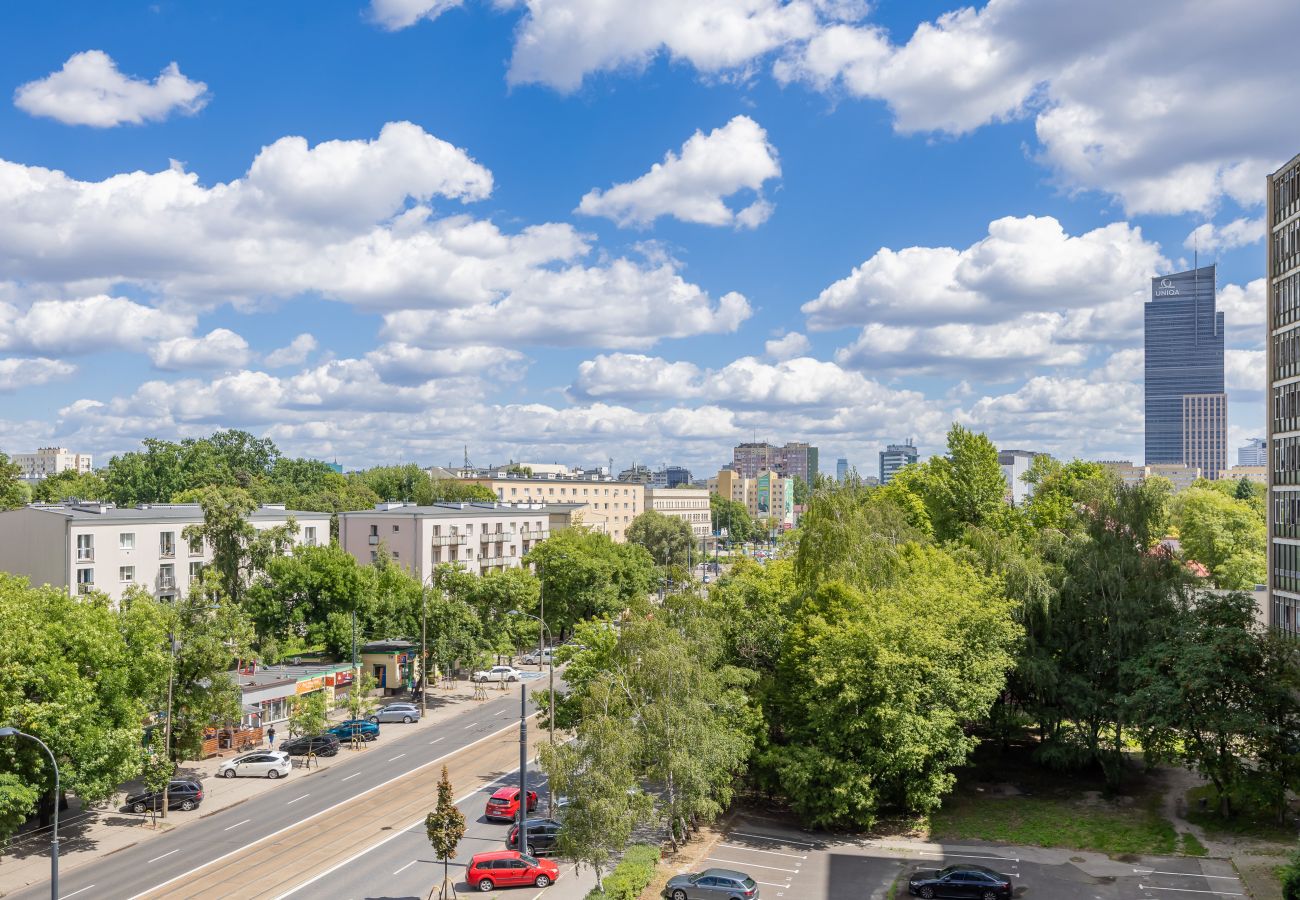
[217,750,291,779]
[474,665,523,683]
[521,648,555,665]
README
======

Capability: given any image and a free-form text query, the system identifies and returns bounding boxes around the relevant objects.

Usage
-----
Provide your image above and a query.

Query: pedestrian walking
[267,725,276,748]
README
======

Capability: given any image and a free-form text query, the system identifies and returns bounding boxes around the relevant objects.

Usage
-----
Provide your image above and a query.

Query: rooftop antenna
[463,444,471,470]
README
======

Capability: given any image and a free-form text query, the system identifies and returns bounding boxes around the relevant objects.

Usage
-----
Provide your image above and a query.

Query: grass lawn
[1184,785,1297,846]
[927,742,1178,856]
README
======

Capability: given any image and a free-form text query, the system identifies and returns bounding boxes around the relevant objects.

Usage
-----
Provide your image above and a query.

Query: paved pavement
[3,681,557,900]
[685,812,1249,900]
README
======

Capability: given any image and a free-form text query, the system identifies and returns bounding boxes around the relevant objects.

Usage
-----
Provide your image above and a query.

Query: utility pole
[537,564,545,672]
[420,578,428,715]
[162,633,177,819]
[517,683,528,844]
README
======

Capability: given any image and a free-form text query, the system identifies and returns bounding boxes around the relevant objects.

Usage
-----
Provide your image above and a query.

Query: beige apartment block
[645,487,711,540]
[1226,464,1267,484]
[0,501,329,605]
[338,501,579,581]
[12,447,93,479]
[461,476,644,542]
[1098,460,1203,492]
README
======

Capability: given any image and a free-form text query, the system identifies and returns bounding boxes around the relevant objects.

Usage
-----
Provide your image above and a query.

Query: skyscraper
[1239,438,1267,467]
[1144,264,1226,478]
[836,457,848,482]
[1267,152,1300,633]
[879,440,918,485]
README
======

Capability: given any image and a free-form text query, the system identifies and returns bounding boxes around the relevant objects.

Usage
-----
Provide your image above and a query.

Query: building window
[120,566,134,583]
[76,568,94,590]
[370,524,379,537]
[159,563,175,591]
[160,532,175,557]
[189,535,203,555]
[392,524,400,532]
[189,561,203,579]
[120,532,135,550]
[392,551,400,559]
[370,550,378,562]
[76,534,94,561]
[304,526,317,546]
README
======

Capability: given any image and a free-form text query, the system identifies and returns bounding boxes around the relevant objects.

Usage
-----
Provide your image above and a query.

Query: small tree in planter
[344,671,379,722]
[141,752,173,827]
[425,765,467,899]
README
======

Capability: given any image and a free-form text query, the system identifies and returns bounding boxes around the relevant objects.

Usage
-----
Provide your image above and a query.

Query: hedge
[584,844,662,900]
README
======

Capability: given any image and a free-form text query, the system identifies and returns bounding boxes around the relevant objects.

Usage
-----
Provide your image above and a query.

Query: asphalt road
[7,683,551,900]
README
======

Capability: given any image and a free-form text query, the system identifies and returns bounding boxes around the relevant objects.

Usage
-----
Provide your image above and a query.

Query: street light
[0,727,58,900]
[507,610,555,814]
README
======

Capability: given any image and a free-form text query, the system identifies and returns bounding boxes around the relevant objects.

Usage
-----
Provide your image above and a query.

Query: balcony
[76,552,94,563]
[159,547,176,559]
[157,575,176,591]
[76,582,95,594]
[432,534,467,546]
[479,556,509,566]
[479,532,506,544]
[521,531,550,542]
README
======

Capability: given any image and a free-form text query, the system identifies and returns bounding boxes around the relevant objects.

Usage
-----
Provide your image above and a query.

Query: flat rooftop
[339,502,583,517]
[16,502,329,523]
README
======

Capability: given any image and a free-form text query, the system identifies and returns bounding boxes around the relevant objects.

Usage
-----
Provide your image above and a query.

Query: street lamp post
[0,728,58,900]
[162,632,179,818]
[507,610,554,814]
[420,575,430,716]
[517,683,528,848]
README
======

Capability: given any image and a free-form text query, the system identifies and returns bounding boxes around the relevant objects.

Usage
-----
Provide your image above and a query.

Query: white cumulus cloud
[577,116,781,229]
[765,332,811,360]
[0,295,194,355]
[1185,217,1265,253]
[149,328,251,371]
[368,0,465,30]
[264,334,318,368]
[0,358,76,392]
[14,50,209,127]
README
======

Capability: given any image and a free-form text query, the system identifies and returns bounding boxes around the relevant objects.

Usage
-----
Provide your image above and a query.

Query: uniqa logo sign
[1154,277,1180,297]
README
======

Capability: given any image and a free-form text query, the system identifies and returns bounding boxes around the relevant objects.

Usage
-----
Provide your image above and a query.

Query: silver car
[217,750,291,779]
[662,868,759,900]
[370,702,421,724]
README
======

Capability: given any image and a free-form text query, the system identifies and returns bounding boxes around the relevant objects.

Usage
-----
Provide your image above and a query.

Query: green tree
[792,475,811,506]
[1245,630,1300,823]
[627,509,695,569]
[525,529,654,636]
[425,765,467,898]
[250,543,369,656]
[1020,457,1109,534]
[343,671,379,722]
[1172,486,1266,588]
[183,485,296,606]
[29,469,109,503]
[914,423,1013,542]
[0,452,27,510]
[289,690,328,738]
[140,752,174,825]
[709,493,756,543]
[462,568,540,657]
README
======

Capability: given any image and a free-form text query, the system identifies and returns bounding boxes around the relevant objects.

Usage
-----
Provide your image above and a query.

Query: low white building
[0,501,329,604]
[644,487,711,541]
[11,447,93,480]
[337,501,579,581]
[997,449,1045,506]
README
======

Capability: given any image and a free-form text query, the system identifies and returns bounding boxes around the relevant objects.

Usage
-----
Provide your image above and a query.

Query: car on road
[485,786,539,820]
[370,702,421,723]
[279,734,341,757]
[506,817,563,855]
[125,778,204,813]
[474,665,524,683]
[907,865,1013,899]
[328,719,381,741]
[521,648,555,665]
[217,750,291,779]
[467,850,560,891]
[662,868,758,900]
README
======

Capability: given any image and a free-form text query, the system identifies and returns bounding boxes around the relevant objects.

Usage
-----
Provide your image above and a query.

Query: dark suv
[279,734,341,757]
[507,818,563,855]
[126,779,203,813]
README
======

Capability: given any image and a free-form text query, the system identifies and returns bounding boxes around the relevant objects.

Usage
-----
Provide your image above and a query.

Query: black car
[279,734,341,757]
[125,779,204,813]
[907,865,1012,899]
[507,818,563,855]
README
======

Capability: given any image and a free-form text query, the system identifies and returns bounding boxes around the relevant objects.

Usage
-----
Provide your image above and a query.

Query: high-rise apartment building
[1240,437,1267,467]
[879,440,918,485]
[1267,152,1300,633]
[1145,265,1226,478]
[731,441,818,482]
[997,449,1043,506]
[836,458,848,482]
[11,447,93,480]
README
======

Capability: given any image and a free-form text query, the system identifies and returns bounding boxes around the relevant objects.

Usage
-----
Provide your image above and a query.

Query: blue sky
[0,0,1289,475]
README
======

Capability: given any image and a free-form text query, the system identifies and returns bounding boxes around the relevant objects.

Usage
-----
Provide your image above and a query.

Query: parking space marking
[393,859,418,875]
[706,857,800,874]
[223,819,251,831]
[1136,869,1241,880]
[148,848,181,863]
[287,794,310,804]
[1139,886,1244,896]
[752,880,791,887]
[718,843,807,859]
[729,829,816,846]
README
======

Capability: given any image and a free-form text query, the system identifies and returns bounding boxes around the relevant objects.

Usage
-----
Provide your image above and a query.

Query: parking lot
[701,813,1247,899]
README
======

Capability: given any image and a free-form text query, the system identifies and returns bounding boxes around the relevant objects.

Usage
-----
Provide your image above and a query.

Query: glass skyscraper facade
[1144,264,1225,476]
[1268,152,1300,633]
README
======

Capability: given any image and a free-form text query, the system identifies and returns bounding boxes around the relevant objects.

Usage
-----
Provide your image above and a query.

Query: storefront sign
[295,677,323,694]
[326,670,354,687]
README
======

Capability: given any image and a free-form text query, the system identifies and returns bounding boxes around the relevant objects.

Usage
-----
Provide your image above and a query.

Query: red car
[485,786,539,821]
[467,850,560,891]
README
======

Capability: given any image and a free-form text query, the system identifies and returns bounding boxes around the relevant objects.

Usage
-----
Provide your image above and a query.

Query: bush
[1283,848,1300,900]
[584,844,661,900]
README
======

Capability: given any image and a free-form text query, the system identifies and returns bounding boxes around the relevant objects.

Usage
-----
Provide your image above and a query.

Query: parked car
[506,817,563,855]
[662,868,758,900]
[370,702,421,724]
[907,865,1013,899]
[126,779,204,813]
[485,786,539,821]
[217,750,291,779]
[474,665,523,683]
[328,719,380,741]
[467,850,560,891]
[521,648,555,665]
[279,734,341,757]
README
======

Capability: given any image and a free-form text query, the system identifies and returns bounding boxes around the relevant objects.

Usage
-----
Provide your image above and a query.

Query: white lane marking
[60,885,95,899]
[1139,886,1243,896]
[342,772,361,781]
[719,843,807,859]
[729,830,817,847]
[125,717,531,900]
[429,737,444,745]
[148,848,181,863]
[223,819,251,831]
[528,863,579,900]
[463,722,479,729]
[287,794,310,805]
[393,859,418,875]
[388,753,407,761]
[1135,869,1242,880]
[706,857,799,874]
[272,750,544,899]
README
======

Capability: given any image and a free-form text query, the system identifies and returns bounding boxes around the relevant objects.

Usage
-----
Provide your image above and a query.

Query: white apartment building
[645,487,711,541]
[11,447,93,480]
[1099,460,1203,493]
[338,501,579,582]
[0,502,330,604]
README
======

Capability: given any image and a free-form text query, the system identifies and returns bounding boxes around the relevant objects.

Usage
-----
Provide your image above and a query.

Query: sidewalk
[0,676,528,896]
